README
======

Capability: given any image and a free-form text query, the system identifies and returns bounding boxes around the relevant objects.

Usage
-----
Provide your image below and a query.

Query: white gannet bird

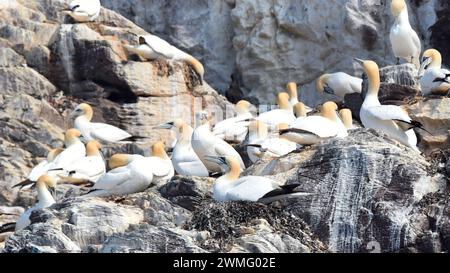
[316,73,362,100]
[256,93,296,129]
[339,109,356,130]
[419,49,450,96]
[280,102,344,145]
[247,120,270,163]
[212,100,253,143]
[247,123,298,162]
[57,140,106,185]
[389,0,421,68]
[124,35,204,84]
[71,103,133,143]
[50,128,86,169]
[0,175,57,233]
[154,119,209,177]
[13,148,64,190]
[287,82,313,113]
[205,156,307,203]
[192,111,245,173]
[85,142,174,197]
[63,0,101,23]
[356,59,426,152]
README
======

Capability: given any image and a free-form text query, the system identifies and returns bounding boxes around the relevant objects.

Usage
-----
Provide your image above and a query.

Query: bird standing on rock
[389,0,421,68]
[63,0,101,23]
[124,34,204,85]
[356,58,425,152]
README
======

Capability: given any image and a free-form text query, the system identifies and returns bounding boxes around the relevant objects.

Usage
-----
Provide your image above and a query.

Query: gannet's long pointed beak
[153,122,174,130]
[48,187,57,201]
[204,155,225,165]
[69,110,78,118]
[354,58,365,65]
[12,179,35,190]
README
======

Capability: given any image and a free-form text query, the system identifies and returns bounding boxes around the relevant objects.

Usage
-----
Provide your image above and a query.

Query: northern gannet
[316,73,362,99]
[357,59,425,151]
[205,156,307,203]
[213,100,253,143]
[124,35,204,84]
[154,119,209,177]
[339,109,356,130]
[192,111,245,173]
[279,102,343,145]
[13,148,64,190]
[256,93,296,129]
[48,129,86,172]
[2,175,57,232]
[247,120,269,163]
[419,49,450,95]
[71,103,133,143]
[287,82,313,113]
[85,142,174,197]
[57,140,106,185]
[63,0,101,22]
[389,0,421,68]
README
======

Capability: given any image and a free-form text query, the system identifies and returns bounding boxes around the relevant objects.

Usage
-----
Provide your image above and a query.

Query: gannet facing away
[192,111,245,173]
[280,102,343,145]
[85,142,174,197]
[316,73,362,99]
[339,109,356,130]
[357,59,425,151]
[155,120,209,177]
[63,0,101,22]
[419,49,450,95]
[389,0,421,68]
[71,103,133,143]
[213,100,253,143]
[256,93,296,129]
[205,156,308,203]
[1,175,57,233]
[286,83,313,113]
[124,35,204,84]
[57,140,106,185]
[13,148,64,190]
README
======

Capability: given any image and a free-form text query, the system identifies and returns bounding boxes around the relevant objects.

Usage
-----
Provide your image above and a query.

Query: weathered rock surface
[0,0,232,206]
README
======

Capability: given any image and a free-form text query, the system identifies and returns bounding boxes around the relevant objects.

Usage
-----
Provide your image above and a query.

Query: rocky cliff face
[103,0,449,105]
[0,0,449,253]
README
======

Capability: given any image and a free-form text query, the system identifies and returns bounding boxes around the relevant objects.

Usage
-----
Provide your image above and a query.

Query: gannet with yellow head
[205,156,309,203]
[213,100,254,143]
[419,49,450,95]
[256,92,296,129]
[124,35,204,85]
[389,0,421,68]
[192,111,245,173]
[71,103,133,143]
[357,58,425,152]
[63,0,101,22]
[155,119,209,177]
[287,82,313,113]
[57,140,106,185]
[316,73,362,100]
[339,109,356,130]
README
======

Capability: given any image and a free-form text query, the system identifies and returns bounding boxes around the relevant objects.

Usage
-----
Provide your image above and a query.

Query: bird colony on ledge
[0,0,449,237]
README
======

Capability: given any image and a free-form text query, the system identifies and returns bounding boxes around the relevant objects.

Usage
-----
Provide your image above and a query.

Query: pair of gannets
[316,73,362,99]
[419,49,450,95]
[1,175,57,233]
[85,142,174,197]
[155,119,209,177]
[71,103,134,143]
[212,100,253,143]
[205,156,307,203]
[390,0,421,68]
[192,111,245,173]
[247,121,298,163]
[280,102,349,145]
[356,58,426,152]
[63,0,101,22]
[124,35,204,84]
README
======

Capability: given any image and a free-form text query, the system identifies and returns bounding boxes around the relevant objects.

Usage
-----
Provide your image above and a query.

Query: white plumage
[419,49,450,96]
[65,0,101,22]
[316,73,362,99]
[213,100,253,143]
[192,111,245,173]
